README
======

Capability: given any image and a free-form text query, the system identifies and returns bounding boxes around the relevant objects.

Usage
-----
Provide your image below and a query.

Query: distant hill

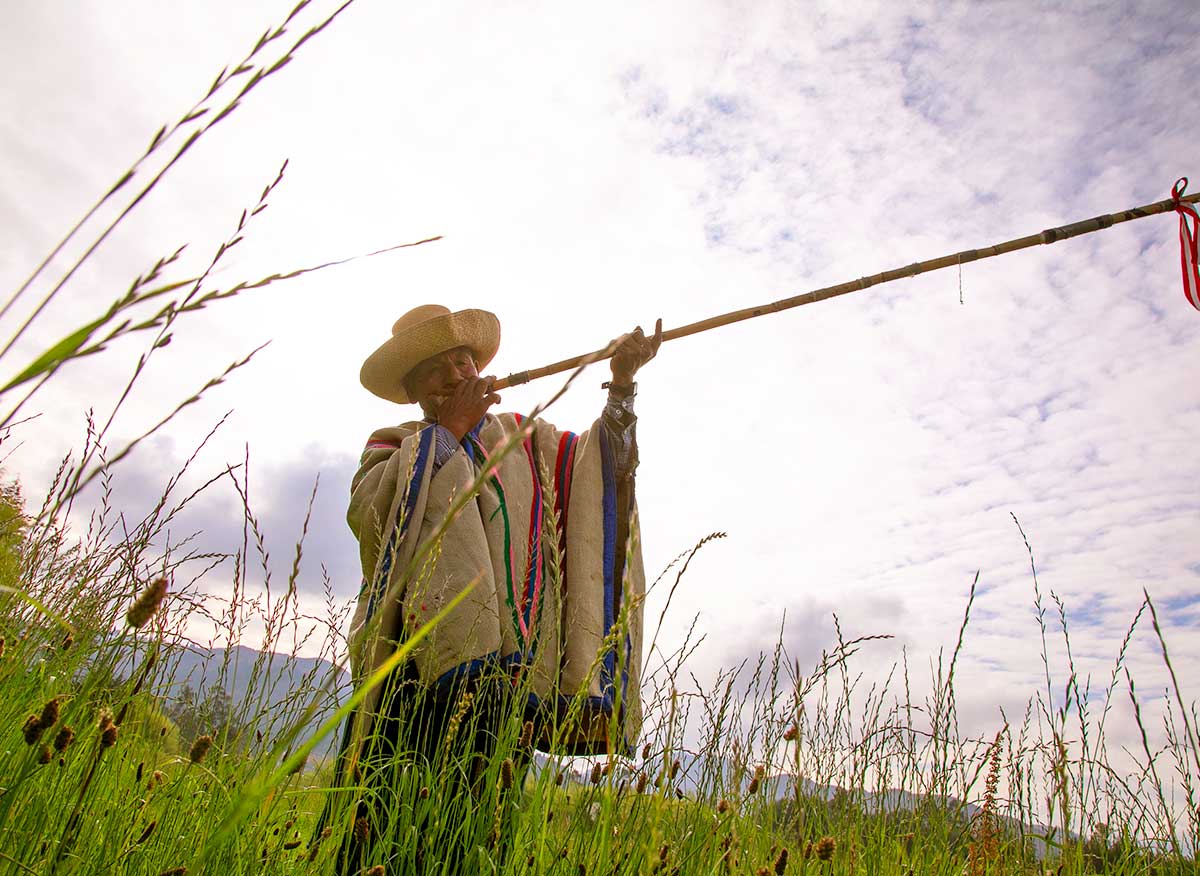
[151,643,352,707]
[544,749,1057,859]
[124,643,352,760]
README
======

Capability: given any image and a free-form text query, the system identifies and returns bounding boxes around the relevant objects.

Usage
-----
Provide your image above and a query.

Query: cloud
[601,0,1200,765]
[93,433,362,602]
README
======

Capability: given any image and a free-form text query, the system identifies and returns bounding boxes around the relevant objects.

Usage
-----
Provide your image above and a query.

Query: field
[0,472,1196,875]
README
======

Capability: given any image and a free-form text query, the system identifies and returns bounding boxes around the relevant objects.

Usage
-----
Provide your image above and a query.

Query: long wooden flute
[493,188,1200,391]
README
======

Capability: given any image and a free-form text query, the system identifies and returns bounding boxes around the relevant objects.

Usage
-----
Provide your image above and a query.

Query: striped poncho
[346,411,645,754]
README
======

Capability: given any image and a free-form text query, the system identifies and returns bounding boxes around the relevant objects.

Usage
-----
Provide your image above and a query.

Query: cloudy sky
[2,1,1198,786]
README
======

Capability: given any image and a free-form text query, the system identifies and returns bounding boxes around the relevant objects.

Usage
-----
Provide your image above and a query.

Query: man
[335,303,660,873]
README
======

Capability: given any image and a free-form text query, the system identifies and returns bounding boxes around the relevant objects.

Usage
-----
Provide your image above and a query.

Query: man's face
[404,346,478,413]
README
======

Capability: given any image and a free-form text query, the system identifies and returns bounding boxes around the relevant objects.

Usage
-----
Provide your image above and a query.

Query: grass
[1,2,1197,874]
[0,462,1196,875]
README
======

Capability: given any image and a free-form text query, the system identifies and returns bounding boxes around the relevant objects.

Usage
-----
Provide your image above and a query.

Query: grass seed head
[774,847,789,874]
[365,867,384,876]
[748,765,764,794]
[0,635,5,658]
[305,827,332,862]
[38,697,60,729]
[717,798,730,814]
[136,820,157,844]
[659,843,670,862]
[500,758,515,790]
[443,690,474,747]
[670,759,681,779]
[37,744,52,764]
[519,720,534,749]
[636,772,648,794]
[353,816,370,844]
[53,725,75,751]
[100,723,119,748]
[816,836,836,861]
[783,725,798,741]
[21,714,43,745]
[282,838,301,850]
[126,578,169,629]
[157,868,187,876]
[96,710,117,747]
[188,734,213,764]
[641,743,651,759]
[61,632,73,650]
[589,762,602,784]
[418,786,430,799]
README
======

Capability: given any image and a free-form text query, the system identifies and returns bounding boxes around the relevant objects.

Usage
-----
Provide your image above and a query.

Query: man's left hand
[610,318,663,388]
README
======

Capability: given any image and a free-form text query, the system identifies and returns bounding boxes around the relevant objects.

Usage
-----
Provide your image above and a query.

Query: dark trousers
[334,665,532,875]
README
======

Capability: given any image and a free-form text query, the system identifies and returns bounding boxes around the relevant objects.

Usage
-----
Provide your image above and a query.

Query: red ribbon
[1171,177,1200,311]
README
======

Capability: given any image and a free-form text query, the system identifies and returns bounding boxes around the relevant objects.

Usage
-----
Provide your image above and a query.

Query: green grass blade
[0,583,75,632]
[0,315,109,394]
[190,577,478,866]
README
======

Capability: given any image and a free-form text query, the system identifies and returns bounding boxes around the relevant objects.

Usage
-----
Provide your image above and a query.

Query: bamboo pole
[493,190,1200,391]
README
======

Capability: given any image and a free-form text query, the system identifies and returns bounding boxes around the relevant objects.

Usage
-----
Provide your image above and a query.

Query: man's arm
[603,383,639,482]
[603,318,662,481]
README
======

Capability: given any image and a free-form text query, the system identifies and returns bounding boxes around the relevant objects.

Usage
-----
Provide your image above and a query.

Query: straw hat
[360,304,501,404]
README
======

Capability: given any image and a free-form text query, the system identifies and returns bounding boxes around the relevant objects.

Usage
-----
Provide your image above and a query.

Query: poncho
[346,411,645,754]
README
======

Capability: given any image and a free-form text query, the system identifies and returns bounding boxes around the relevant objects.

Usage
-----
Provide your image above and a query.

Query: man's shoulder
[487,411,522,432]
[481,411,562,437]
[359,412,565,456]
[359,421,427,455]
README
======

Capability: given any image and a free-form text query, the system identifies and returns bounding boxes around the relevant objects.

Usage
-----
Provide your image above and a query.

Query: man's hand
[610,318,663,388]
[435,376,501,441]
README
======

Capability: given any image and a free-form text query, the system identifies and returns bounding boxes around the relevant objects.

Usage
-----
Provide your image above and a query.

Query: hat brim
[360,309,501,404]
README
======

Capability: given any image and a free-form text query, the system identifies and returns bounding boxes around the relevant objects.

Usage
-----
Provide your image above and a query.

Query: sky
[2,0,1198,798]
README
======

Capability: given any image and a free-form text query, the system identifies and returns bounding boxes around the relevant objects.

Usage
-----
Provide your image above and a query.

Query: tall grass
[1,3,1197,875]
[0,469,1197,875]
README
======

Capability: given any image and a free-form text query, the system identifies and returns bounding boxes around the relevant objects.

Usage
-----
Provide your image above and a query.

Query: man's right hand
[435,376,501,441]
